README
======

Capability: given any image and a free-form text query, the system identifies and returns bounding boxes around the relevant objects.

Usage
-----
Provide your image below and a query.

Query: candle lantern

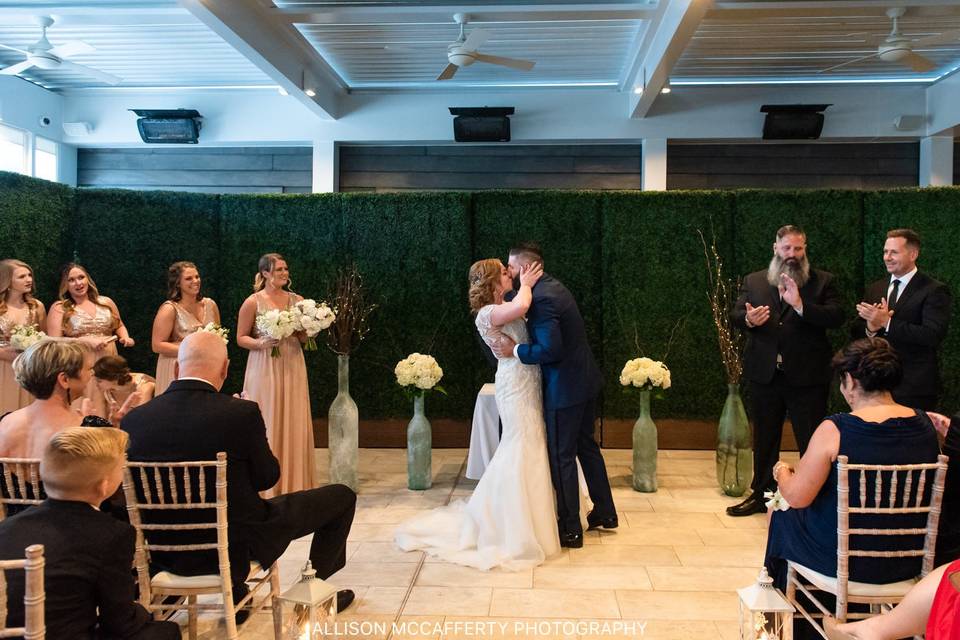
[280,562,338,639]
[736,567,795,640]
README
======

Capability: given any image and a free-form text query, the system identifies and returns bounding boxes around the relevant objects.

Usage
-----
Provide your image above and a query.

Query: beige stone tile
[616,590,740,621]
[489,588,620,619]
[624,512,724,529]
[608,496,653,511]
[533,564,652,590]
[695,528,769,547]
[443,618,576,640]
[329,562,418,587]
[354,586,408,616]
[647,496,742,514]
[355,507,428,524]
[351,541,424,563]
[647,567,759,591]
[582,619,722,640]
[656,475,693,488]
[661,450,716,460]
[356,494,396,508]
[599,527,704,547]
[715,620,741,640]
[392,616,446,640]
[673,545,766,568]
[568,545,679,566]
[321,613,394,639]
[348,523,400,542]
[402,586,492,616]
[415,563,533,588]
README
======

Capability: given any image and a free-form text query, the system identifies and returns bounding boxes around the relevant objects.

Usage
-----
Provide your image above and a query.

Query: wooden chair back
[0,459,44,522]
[0,544,45,639]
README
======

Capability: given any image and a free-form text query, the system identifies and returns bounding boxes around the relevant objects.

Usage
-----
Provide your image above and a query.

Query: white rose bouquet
[9,325,46,351]
[196,322,229,344]
[394,353,446,398]
[620,357,671,392]
[255,309,299,357]
[294,298,335,351]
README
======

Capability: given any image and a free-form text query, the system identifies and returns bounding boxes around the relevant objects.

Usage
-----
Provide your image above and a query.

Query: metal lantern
[280,562,338,640]
[737,567,795,640]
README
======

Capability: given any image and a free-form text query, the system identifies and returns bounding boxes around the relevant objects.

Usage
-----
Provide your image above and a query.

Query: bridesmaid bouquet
[764,489,791,511]
[196,322,229,344]
[294,299,335,351]
[255,309,299,357]
[9,325,46,351]
[620,357,672,391]
[395,353,446,398]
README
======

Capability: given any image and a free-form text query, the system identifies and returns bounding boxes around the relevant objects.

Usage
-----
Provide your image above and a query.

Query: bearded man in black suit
[727,224,845,517]
[855,228,951,411]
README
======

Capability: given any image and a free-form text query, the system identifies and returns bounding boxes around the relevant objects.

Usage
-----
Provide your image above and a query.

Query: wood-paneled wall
[77,147,312,193]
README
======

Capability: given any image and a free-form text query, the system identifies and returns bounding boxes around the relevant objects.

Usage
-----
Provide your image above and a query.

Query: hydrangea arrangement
[196,322,229,344]
[255,309,299,357]
[394,353,446,397]
[9,325,46,351]
[295,298,335,351]
[619,357,672,391]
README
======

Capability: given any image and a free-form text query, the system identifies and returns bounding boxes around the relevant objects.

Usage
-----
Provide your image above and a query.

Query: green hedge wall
[3,171,960,422]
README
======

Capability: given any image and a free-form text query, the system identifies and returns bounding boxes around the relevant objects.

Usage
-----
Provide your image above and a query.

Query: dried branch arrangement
[698,229,744,384]
[326,264,377,356]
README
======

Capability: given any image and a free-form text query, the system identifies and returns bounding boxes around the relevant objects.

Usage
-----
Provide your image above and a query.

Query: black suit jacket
[120,379,284,577]
[936,417,960,565]
[857,272,951,398]
[732,268,845,386]
[0,499,152,639]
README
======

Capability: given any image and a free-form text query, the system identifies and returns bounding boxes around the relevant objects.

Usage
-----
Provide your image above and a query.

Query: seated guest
[924,411,960,566]
[826,558,960,639]
[764,338,940,591]
[91,355,156,424]
[0,427,180,639]
[121,331,357,612]
[0,340,100,460]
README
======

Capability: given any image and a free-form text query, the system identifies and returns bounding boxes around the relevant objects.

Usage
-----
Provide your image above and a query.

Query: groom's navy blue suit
[515,274,616,536]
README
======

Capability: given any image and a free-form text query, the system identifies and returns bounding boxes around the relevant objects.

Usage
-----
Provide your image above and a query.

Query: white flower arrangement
[294,298,335,351]
[196,322,229,344]
[9,325,46,351]
[255,309,299,357]
[619,357,672,391]
[395,353,446,397]
[764,489,791,512]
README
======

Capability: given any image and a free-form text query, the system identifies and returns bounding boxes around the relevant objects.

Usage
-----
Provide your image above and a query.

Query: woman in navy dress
[764,337,941,590]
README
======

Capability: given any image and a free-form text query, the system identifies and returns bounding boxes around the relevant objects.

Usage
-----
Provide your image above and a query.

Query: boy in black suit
[0,427,180,640]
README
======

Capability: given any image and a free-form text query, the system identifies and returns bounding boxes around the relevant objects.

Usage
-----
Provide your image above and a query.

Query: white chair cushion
[152,562,262,590]
[789,561,918,598]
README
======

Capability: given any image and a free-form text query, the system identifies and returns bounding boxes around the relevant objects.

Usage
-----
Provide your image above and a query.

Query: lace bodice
[163,298,215,342]
[64,304,114,338]
[0,305,40,348]
[475,305,529,356]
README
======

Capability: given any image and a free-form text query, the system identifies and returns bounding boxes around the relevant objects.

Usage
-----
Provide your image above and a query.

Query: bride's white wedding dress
[395,305,590,571]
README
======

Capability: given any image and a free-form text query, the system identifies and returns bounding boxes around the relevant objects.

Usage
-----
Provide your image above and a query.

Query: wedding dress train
[395,305,590,571]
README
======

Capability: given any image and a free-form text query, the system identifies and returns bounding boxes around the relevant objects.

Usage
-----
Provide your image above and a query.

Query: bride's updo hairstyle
[252,253,291,293]
[468,259,502,314]
[831,337,903,393]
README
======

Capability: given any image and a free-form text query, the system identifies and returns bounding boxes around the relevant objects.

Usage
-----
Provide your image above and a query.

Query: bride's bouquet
[196,322,229,344]
[294,299,335,351]
[255,309,299,357]
[620,357,671,392]
[395,353,446,398]
[9,325,46,351]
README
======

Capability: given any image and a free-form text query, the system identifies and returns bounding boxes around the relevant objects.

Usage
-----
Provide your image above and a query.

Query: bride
[395,258,588,571]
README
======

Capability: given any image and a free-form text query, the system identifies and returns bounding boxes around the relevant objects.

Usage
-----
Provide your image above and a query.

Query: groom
[494,242,617,548]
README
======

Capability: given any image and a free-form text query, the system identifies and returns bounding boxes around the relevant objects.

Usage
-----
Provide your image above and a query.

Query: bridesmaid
[0,260,46,413]
[46,263,134,404]
[91,355,155,425]
[237,253,315,497]
[151,261,220,395]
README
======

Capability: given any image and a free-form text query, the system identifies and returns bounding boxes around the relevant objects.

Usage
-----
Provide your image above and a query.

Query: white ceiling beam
[179,0,342,120]
[629,0,711,119]
[713,0,960,17]
[273,4,659,25]
[0,10,198,27]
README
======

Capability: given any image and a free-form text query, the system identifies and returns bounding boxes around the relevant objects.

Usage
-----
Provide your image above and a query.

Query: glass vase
[328,355,358,492]
[716,383,753,497]
[406,395,432,490]
[632,390,658,493]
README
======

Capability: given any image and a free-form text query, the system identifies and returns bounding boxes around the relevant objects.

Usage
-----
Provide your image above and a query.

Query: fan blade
[910,29,960,48]
[436,63,458,81]
[473,53,535,71]
[0,59,36,75]
[901,51,937,73]
[50,40,95,58]
[57,59,121,84]
[0,42,31,56]
[819,52,881,73]
[462,28,489,52]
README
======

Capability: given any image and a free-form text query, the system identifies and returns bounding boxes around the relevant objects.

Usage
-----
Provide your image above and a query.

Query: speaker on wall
[130,108,203,144]
[760,104,831,140]
[449,107,514,142]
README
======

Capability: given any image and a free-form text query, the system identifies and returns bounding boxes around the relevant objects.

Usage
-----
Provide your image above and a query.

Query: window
[34,136,57,182]
[0,123,28,175]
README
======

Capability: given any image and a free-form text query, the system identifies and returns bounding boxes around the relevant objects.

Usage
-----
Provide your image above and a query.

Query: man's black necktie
[888,279,901,309]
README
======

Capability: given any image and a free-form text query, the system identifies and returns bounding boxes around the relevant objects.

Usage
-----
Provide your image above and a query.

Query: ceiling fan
[436,13,536,81]
[821,7,960,74]
[0,16,121,84]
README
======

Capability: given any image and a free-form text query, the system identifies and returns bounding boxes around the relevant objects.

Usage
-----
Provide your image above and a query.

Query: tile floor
[192,447,798,639]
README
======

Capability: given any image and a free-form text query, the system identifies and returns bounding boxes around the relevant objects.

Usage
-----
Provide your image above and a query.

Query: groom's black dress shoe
[586,512,619,531]
[337,589,356,613]
[560,532,584,549]
[726,495,767,517]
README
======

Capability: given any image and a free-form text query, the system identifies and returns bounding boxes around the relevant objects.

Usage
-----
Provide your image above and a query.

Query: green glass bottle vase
[716,383,753,497]
[632,390,658,493]
[328,355,358,492]
[406,395,432,490]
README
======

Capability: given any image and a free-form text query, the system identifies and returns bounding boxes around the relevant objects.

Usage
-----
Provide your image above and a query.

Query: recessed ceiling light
[661,86,671,94]
[305,88,316,97]
[278,87,288,96]
[633,86,643,94]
